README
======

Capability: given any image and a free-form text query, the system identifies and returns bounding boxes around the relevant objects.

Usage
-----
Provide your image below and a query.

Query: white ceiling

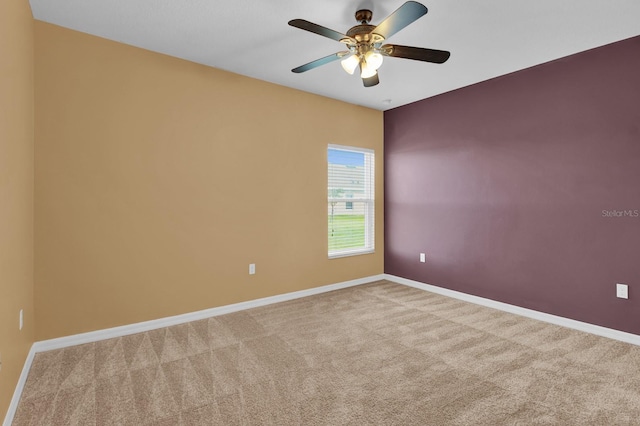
[29,0,640,111]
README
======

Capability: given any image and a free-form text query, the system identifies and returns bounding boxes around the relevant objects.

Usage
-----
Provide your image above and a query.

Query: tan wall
[0,0,34,419]
[34,22,384,340]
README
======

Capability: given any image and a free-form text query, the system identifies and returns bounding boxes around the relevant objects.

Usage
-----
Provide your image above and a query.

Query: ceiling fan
[288,1,450,87]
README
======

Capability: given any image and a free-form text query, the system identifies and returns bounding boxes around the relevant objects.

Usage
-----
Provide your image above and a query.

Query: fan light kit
[288,1,450,87]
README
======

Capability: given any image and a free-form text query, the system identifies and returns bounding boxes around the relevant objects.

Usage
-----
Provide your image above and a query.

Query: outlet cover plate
[617,283,629,299]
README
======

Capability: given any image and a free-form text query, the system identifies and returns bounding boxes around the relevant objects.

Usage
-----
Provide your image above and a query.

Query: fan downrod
[355,9,372,24]
[347,10,377,39]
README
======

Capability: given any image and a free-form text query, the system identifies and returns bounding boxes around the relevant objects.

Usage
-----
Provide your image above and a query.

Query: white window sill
[328,249,375,259]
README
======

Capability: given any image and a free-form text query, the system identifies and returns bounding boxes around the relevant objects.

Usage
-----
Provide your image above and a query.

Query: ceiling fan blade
[372,1,428,40]
[292,52,348,73]
[288,19,352,43]
[362,73,379,87]
[383,44,450,63]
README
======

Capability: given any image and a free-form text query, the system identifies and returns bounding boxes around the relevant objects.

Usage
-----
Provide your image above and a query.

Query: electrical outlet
[419,253,426,263]
[249,263,256,275]
[20,309,24,330]
[616,283,629,299]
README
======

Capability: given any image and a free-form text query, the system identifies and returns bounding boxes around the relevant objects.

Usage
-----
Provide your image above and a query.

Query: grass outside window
[328,214,365,251]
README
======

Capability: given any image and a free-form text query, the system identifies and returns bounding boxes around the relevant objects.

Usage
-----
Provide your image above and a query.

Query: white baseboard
[2,348,35,426]
[384,274,640,346]
[33,274,386,353]
[6,272,638,425]
[3,274,385,426]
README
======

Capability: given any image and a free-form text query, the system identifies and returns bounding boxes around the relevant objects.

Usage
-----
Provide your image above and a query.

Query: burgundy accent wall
[384,36,640,335]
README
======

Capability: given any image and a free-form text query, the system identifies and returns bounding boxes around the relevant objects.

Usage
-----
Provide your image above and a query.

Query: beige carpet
[12,280,640,425]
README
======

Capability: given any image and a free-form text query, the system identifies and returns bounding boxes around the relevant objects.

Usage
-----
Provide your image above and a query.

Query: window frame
[327,144,375,259]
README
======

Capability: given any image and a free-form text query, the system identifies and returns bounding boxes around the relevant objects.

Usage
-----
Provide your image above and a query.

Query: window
[328,145,374,258]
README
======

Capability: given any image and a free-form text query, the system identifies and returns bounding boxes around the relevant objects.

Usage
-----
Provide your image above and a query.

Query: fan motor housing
[346,24,376,41]
[347,9,377,42]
